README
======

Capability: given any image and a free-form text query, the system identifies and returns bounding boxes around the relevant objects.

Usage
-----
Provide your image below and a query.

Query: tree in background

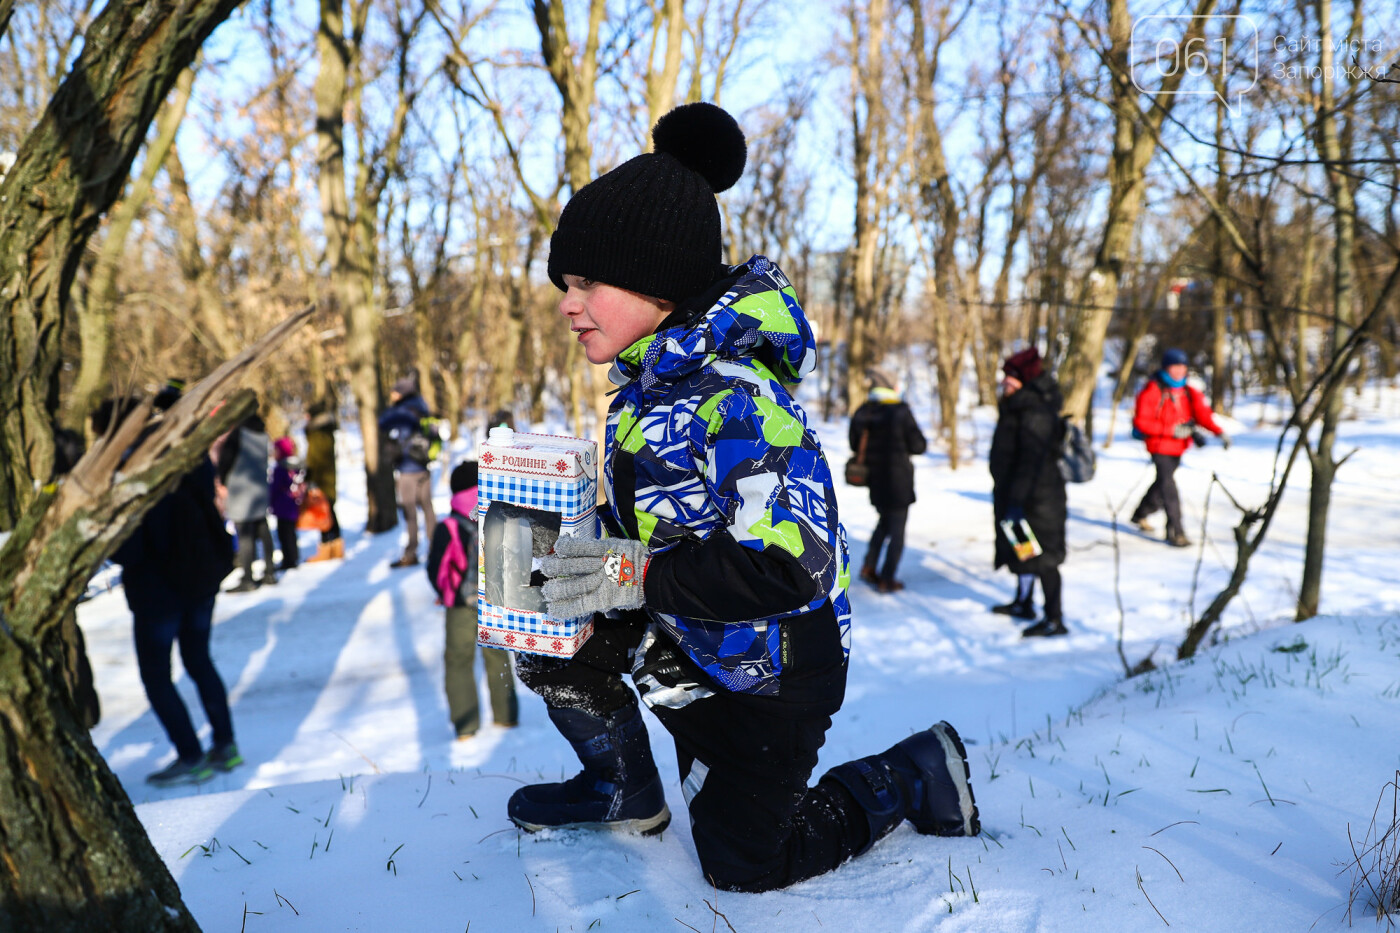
[1057,0,1217,431]
[0,5,264,927]
[62,67,196,436]
[0,0,242,530]
[315,0,423,533]
[844,0,898,413]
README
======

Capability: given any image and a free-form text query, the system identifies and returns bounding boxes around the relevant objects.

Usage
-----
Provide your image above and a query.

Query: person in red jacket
[1130,348,1230,547]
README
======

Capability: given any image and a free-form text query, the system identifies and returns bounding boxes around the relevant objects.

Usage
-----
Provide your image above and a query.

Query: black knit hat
[547,102,747,303]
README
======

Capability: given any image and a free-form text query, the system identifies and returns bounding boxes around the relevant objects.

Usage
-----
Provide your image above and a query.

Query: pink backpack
[435,513,477,608]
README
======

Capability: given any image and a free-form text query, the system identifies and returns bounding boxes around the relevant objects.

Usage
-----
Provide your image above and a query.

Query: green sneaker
[146,757,214,788]
[205,742,244,772]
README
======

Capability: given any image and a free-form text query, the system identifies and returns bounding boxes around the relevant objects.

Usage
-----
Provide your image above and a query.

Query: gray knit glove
[539,535,651,619]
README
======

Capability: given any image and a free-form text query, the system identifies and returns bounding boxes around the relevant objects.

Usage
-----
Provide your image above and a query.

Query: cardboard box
[476,429,597,657]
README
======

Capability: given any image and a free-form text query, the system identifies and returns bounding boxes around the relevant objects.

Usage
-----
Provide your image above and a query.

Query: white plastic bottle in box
[481,502,557,613]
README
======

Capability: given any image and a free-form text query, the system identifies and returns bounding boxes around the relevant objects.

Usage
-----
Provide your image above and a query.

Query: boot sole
[510,805,672,837]
[146,768,215,788]
[927,722,981,837]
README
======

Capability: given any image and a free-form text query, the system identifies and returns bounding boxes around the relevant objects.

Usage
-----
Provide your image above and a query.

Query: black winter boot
[508,704,671,835]
[822,721,979,854]
[1022,616,1068,638]
[991,598,1036,620]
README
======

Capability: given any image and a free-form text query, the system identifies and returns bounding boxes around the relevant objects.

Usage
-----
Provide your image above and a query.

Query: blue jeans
[133,596,234,762]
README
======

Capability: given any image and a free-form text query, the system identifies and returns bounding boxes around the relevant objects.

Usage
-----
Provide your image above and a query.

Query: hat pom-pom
[652,102,747,193]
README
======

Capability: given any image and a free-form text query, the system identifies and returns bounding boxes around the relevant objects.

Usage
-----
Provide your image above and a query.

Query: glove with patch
[1171,423,1194,439]
[1219,433,1232,450]
[540,535,651,619]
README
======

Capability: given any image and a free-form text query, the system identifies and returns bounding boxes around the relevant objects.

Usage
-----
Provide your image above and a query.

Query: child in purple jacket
[270,436,303,571]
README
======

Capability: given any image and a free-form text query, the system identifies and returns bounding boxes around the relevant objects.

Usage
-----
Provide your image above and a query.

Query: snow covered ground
[78,385,1400,932]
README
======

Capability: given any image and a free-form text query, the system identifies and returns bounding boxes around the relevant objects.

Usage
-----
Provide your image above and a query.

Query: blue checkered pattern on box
[478,471,595,520]
[479,600,591,634]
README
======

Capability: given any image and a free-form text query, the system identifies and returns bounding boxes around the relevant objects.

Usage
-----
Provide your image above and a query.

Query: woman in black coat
[988,348,1068,637]
[112,456,243,784]
[849,368,928,593]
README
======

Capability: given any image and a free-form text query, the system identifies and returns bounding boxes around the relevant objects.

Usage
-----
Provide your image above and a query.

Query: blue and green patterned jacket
[606,255,851,702]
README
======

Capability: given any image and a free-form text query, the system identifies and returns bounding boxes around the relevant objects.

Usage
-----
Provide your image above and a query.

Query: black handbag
[844,430,870,486]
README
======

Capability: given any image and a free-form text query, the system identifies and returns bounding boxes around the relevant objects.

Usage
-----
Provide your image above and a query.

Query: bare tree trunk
[1210,95,1231,414]
[846,0,889,412]
[164,141,239,365]
[1104,271,1172,447]
[440,372,462,439]
[1210,265,1230,413]
[456,223,489,433]
[533,0,608,446]
[398,184,456,418]
[488,314,527,414]
[0,0,244,531]
[534,0,604,196]
[644,0,684,133]
[316,0,417,533]
[1207,14,1240,414]
[967,299,996,407]
[1058,0,1216,426]
[1295,204,1317,389]
[414,307,440,414]
[908,0,970,462]
[1297,0,1359,621]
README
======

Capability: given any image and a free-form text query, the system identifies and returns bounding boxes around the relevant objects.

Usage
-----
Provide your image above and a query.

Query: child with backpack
[426,461,518,739]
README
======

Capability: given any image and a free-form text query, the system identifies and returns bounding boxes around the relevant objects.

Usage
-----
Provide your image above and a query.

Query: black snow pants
[515,613,871,892]
[1133,453,1184,536]
[863,506,909,584]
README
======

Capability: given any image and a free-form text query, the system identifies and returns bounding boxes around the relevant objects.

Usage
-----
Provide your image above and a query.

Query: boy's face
[559,275,673,364]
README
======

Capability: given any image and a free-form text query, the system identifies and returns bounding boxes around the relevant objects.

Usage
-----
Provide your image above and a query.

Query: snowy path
[78,392,1400,931]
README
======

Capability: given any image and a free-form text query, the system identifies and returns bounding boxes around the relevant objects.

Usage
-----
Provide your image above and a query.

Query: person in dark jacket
[269,436,302,570]
[989,347,1068,638]
[504,102,978,894]
[304,399,343,561]
[1130,348,1229,547]
[426,460,518,739]
[379,374,436,567]
[848,368,928,593]
[111,456,243,786]
[218,409,277,591]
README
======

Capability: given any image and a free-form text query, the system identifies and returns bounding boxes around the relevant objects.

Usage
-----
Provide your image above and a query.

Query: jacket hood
[450,487,478,519]
[612,255,817,393]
